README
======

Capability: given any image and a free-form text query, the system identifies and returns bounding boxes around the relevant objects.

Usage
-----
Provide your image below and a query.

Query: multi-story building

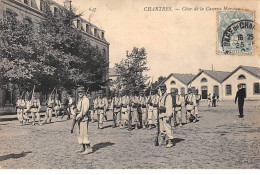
[0,0,109,112]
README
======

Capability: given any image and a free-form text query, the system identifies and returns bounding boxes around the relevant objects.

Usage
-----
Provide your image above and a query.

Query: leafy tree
[114,47,149,93]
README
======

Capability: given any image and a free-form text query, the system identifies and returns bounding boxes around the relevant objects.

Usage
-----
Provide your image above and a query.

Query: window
[24,0,28,5]
[238,74,246,80]
[201,78,208,82]
[24,18,33,28]
[54,7,58,17]
[181,87,185,96]
[254,83,260,94]
[101,31,104,39]
[94,28,98,37]
[86,24,90,33]
[191,87,196,93]
[170,80,176,85]
[77,19,81,29]
[226,85,232,95]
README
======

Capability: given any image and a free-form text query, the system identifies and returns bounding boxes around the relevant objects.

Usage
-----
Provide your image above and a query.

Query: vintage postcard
[0,0,260,171]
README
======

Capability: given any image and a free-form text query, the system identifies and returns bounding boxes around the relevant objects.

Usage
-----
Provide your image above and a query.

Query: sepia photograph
[0,0,260,171]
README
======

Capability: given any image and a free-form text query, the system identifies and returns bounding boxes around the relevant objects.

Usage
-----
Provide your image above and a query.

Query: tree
[114,47,149,93]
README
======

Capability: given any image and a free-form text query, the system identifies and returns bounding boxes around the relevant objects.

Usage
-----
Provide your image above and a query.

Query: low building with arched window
[222,66,260,100]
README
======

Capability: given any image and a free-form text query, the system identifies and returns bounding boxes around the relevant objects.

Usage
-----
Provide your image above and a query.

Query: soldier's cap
[159,84,167,90]
[77,86,85,92]
[171,88,178,93]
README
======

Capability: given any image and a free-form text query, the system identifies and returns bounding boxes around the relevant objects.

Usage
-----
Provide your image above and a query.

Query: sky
[55,0,260,80]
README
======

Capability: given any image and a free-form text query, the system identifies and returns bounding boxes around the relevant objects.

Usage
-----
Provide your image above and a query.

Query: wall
[222,69,260,100]
[164,76,188,95]
[189,72,223,100]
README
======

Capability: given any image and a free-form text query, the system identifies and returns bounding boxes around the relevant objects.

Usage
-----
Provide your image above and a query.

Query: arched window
[24,18,33,28]
[238,74,246,80]
[170,80,176,85]
[201,78,208,83]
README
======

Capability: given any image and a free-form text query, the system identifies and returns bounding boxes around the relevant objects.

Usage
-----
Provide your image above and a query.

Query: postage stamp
[217,10,255,55]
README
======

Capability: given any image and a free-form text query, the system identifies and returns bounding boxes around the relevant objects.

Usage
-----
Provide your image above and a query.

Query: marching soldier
[16,95,26,126]
[30,94,42,126]
[130,91,140,130]
[54,94,61,118]
[68,93,78,133]
[194,89,201,118]
[147,89,159,129]
[120,90,130,129]
[158,84,174,148]
[139,90,148,129]
[94,90,107,129]
[74,86,93,155]
[171,88,184,127]
[23,93,31,123]
[111,91,122,128]
[185,88,197,123]
[44,94,54,124]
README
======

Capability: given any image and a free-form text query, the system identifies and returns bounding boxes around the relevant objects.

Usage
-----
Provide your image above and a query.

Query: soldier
[194,89,201,118]
[120,90,130,129]
[60,93,70,120]
[185,88,197,123]
[111,91,122,128]
[30,94,42,126]
[130,91,140,130]
[16,95,26,126]
[212,94,216,107]
[54,94,61,118]
[147,89,159,129]
[23,93,31,123]
[88,93,95,123]
[44,94,54,124]
[235,84,246,118]
[171,88,184,127]
[139,90,148,129]
[74,86,93,155]
[207,93,211,107]
[103,93,109,122]
[68,94,78,133]
[158,84,174,148]
[94,90,106,129]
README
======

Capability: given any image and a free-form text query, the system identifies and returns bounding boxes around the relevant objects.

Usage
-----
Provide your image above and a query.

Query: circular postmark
[221,20,254,55]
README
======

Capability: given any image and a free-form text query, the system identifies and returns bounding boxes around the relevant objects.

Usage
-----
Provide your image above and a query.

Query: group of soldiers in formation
[16,84,201,154]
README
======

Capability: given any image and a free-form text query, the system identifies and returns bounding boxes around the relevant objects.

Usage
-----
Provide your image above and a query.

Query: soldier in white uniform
[194,89,201,118]
[171,88,184,127]
[207,93,211,107]
[74,86,92,155]
[111,91,122,128]
[139,91,148,129]
[158,84,174,148]
[130,91,140,130]
[16,95,26,126]
[147,89,159,129]
[120,91,130,129]
[30,94,42,126]
[23,93,31,123]
[94,91,107,129]
[185,88,197,123]
[54,94,61,118]
[44,94,54,124]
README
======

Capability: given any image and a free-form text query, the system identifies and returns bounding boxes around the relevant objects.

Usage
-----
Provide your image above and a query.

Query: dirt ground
[0,100,260,169]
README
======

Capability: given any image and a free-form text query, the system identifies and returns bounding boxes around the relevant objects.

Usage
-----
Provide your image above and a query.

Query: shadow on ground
[0,151,32,161]
[92,142,114,152]
[172,138,185,145]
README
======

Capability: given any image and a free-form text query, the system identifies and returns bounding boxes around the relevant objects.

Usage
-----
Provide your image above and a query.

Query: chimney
[64,0,72,10]
[198,68,202,73]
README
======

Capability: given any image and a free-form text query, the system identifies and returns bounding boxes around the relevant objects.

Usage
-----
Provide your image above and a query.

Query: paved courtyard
[0,100,260,169]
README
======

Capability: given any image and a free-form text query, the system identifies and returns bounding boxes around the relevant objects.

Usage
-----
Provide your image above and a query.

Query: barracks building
[158,65,260,101]
[0,0,109,113]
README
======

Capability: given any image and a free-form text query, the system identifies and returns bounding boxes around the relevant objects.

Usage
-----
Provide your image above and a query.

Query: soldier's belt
[173,105,181,107]
[153,104,158,107]
[141,105,146,108]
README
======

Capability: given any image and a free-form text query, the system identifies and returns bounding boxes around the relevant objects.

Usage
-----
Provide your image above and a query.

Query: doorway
[201,86,208,99]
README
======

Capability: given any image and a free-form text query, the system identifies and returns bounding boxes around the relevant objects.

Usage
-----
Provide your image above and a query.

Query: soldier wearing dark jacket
[235,85,246,118]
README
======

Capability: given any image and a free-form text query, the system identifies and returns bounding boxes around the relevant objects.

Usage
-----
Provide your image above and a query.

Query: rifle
[154,100,160,146]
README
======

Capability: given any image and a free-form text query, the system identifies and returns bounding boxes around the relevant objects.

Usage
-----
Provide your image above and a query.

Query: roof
[157,73,196,88]
[222,65,260,82]
[109,67,119,77]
